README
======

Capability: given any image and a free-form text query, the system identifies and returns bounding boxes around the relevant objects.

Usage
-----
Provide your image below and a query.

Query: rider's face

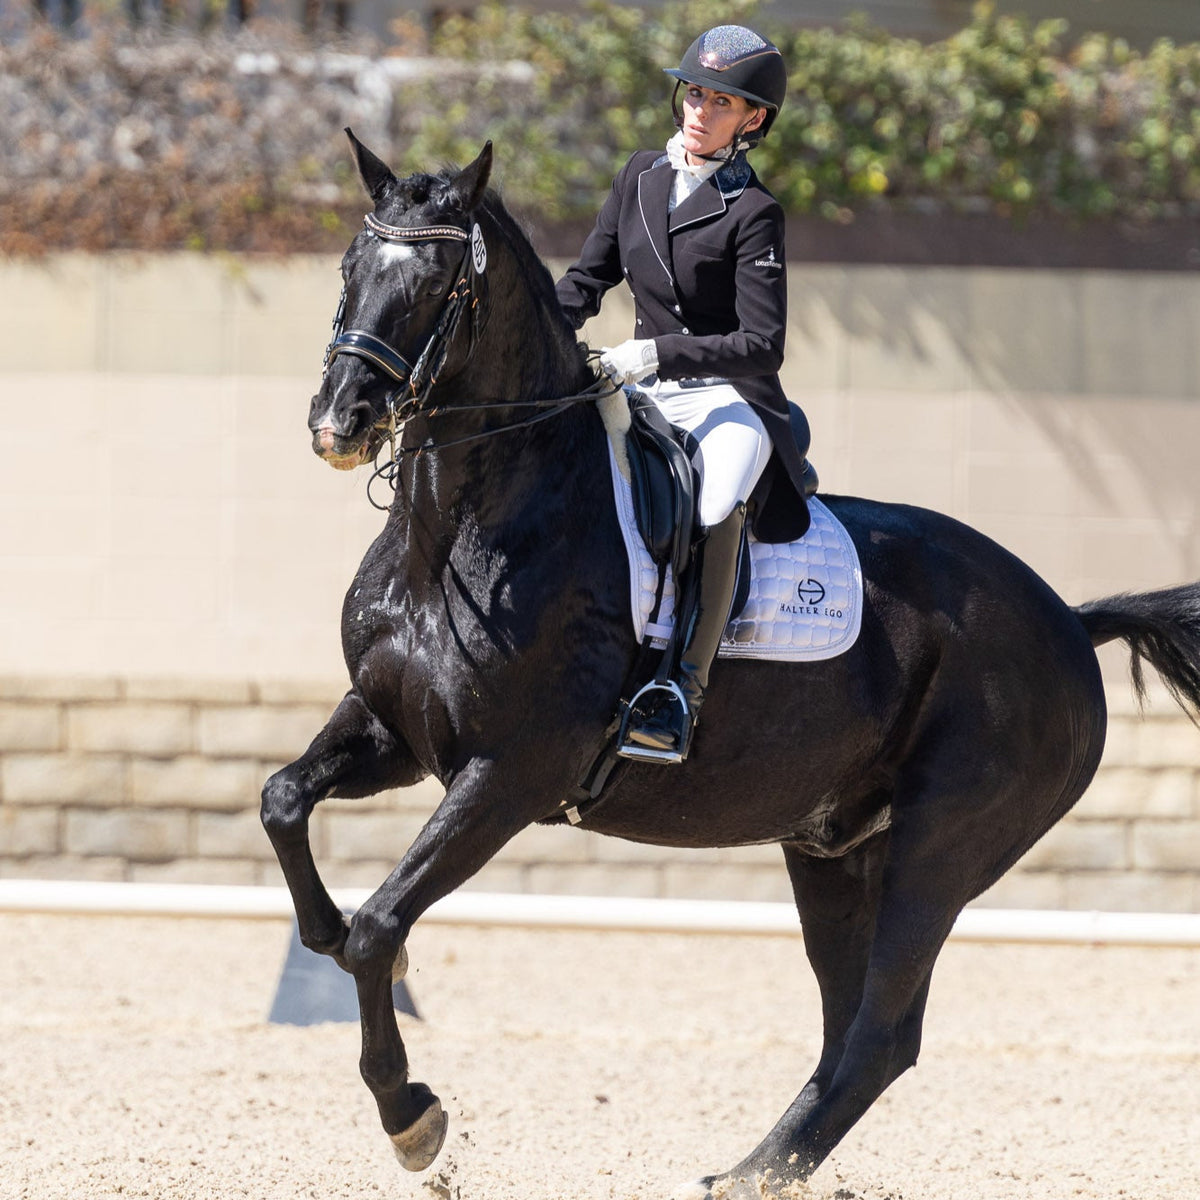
[680,85,765,163]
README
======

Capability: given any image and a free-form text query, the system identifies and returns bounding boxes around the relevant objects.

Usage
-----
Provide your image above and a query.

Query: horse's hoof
[388,1096,448,1171]
[674,1174,785,1200]
[392,944,409,982]
[678,1172,795,1200]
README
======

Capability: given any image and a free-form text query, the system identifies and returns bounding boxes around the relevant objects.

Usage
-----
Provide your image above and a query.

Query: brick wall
[2,675,1198,911]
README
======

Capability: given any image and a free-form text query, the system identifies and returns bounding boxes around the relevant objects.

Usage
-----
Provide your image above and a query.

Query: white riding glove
[599,339,659,387]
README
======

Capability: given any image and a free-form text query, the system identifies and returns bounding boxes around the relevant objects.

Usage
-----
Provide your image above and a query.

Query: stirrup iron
[615,680,693,765]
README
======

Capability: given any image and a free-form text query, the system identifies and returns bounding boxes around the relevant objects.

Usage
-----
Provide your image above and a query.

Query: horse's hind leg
[681,831,952,1200]
[260,689,425,964]
[777,836,888,1123]
[687,756,1062,1200]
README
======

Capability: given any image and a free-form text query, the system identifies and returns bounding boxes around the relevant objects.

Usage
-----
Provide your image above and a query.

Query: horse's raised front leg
[260,689,426,965]
[338,756,560,1170]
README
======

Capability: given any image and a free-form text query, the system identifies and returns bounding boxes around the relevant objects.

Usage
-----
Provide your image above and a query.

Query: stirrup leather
[616,680,694,765]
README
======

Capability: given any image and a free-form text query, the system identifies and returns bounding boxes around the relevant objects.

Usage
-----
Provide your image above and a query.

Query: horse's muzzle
[309,387,381,470]
[312,424,373,470]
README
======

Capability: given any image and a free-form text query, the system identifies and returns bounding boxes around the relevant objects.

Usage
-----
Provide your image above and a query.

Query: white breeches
[637,377,772,527]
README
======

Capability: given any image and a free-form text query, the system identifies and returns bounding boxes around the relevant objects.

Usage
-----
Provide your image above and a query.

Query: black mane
[479,186,578,345]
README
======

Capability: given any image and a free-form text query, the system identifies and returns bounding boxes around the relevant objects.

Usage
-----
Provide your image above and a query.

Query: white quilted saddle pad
[607,440,863,662]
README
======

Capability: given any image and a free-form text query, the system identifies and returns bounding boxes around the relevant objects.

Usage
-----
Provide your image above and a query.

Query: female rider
[556,25,813,760]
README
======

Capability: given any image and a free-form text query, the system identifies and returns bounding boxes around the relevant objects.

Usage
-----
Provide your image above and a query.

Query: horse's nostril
[309,391,333,433]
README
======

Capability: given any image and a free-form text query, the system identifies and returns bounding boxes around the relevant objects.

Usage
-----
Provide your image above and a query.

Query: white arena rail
[1,879,1200,946]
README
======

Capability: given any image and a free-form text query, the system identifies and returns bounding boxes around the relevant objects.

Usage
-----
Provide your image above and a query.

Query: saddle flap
[624,391,698,579]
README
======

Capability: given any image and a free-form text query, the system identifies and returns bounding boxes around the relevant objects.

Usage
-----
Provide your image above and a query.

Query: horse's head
[309,130,494,469]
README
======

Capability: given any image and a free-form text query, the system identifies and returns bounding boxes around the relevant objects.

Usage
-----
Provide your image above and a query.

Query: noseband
[322,212,490,429]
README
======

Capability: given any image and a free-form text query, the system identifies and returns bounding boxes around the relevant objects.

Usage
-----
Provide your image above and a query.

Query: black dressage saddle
[622,389,817,585]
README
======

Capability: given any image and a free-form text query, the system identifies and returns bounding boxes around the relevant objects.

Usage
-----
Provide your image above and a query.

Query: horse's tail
[1074,582,1200,723]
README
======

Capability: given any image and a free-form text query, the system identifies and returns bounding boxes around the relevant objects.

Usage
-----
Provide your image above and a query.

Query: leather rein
[323,211,616,508]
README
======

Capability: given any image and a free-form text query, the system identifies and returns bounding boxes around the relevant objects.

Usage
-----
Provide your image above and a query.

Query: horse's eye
[428,281,446,298]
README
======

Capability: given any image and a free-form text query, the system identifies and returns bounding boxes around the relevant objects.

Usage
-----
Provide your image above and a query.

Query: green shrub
[4,1,1199,253]
[400,0,750,218]
[404,0,1200,223]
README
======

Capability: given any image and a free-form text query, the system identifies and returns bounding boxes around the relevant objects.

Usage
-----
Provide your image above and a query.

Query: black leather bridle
[323,209,617,509]
[323,211,489,435]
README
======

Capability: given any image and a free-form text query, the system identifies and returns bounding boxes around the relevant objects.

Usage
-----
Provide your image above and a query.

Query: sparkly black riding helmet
[664,25,788,143]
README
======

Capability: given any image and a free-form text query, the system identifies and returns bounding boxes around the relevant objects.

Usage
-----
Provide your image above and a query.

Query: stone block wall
[3,258,1200,684]
[1,255,1198,911]
[2,675,1198,911]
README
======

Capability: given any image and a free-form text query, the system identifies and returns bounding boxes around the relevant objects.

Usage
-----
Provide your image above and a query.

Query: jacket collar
[714,152,753,198]
[651,149,752,199]
[648,150,753,233]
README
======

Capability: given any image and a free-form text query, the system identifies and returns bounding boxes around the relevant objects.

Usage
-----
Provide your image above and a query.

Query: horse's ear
[345,127,396,205]
[446,141,493,214]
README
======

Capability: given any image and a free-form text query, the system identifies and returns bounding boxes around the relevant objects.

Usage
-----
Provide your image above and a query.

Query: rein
[365,369,618,510]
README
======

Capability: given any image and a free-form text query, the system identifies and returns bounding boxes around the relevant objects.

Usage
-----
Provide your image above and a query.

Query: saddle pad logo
[796,578,825,606]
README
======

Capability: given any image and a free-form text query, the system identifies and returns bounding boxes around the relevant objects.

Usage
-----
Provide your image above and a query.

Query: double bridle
[322,211,615,507]
[323,212,490,435]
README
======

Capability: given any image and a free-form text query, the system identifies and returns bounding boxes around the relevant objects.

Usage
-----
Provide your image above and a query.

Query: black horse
[261,134,1200,1198]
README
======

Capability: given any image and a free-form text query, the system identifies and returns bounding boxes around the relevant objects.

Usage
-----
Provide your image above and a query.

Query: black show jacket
[556,148,811,542]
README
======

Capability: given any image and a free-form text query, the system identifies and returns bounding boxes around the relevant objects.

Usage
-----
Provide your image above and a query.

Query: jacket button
[673,304,681,313]
[636,319,643,327]
[681,327,690,335]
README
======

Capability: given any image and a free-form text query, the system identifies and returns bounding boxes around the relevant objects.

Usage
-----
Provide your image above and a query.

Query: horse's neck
[485,250,589,401]
[406,235,593,485]
[388,224,606,567]
[459,209,585,391]
[400,401,606,533]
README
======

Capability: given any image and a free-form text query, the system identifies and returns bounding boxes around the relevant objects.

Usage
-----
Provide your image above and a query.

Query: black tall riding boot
[626,502,746,757]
